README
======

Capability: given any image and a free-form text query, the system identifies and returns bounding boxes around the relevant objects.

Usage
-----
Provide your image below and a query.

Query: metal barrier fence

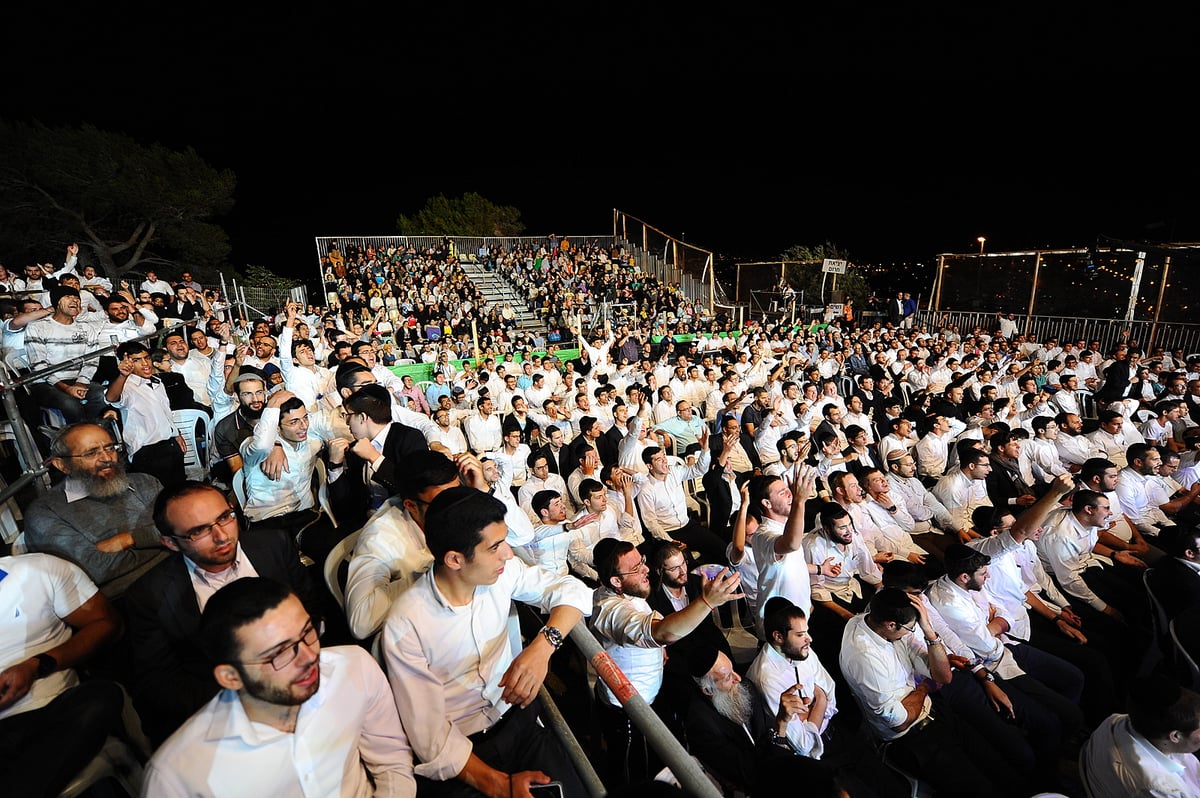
[915,310,1200,357]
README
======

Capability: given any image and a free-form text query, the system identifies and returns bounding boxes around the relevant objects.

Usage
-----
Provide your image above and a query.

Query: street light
[977,236,986,255]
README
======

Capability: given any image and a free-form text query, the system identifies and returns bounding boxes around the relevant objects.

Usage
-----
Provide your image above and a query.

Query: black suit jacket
[685,683,804,793]
[646,574,733,676]
[597,424,626,468]
[329,421,429,531]
[123,527,318,745]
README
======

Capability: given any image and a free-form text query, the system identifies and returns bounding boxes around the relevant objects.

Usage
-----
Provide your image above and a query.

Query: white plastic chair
[323,529,361,609]
[172,408,212,481]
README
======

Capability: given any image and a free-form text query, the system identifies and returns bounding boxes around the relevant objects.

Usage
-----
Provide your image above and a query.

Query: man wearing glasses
[123,481,318,745]
[25,422,170,599]
[144,577,416,797]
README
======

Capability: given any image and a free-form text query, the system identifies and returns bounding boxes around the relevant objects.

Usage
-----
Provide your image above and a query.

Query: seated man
[0,552,126,798]
[106,341,188,491]
[383,487,591,797]
[24,422,169,598]
[686,646,841,797]
[1081,675,1200,798]
[123,481,318,745]
[143,577,416,796]
[589,536,744,786]
[839,588,1017,798]
[343,450,460,642]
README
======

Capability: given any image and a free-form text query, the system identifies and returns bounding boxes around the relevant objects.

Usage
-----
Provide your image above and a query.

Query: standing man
[143,577,416,796]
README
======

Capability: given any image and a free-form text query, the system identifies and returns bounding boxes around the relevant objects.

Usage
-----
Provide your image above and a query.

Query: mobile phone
[528,783,564,798]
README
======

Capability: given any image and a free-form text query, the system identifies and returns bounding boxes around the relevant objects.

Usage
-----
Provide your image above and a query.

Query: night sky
[9,6,1199,290]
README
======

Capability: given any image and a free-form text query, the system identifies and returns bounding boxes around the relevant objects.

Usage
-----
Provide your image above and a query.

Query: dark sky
[9,6,1199,285]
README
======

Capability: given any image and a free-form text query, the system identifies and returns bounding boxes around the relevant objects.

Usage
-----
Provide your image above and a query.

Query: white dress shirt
[1037,506,1112,612]
[143,646,416,798]
[752,517,812,634]
[590,588,666,707]
[839,613,932,742]
[635,450,710,540]
[931,469,992,532]
[383,562,591,781]
[1080,713,1200,798]
[344,504,435,641]
[746,642,837,759]
[926,576,1024,679]
[112,373,178,458]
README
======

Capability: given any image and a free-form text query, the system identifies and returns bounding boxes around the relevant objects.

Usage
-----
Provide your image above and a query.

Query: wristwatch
[33,652,57,679]
[539,626,564,650]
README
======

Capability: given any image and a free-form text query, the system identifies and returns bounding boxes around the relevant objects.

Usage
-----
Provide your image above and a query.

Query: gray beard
[711,681,755,726]
[84,469,130,499]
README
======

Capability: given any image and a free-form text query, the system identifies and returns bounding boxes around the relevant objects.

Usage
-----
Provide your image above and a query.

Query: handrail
[568,624,721,798]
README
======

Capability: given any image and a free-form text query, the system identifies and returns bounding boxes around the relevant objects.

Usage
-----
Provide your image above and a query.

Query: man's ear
[214,663,244,692]
[48,456,68,476]
[161,535,181,554]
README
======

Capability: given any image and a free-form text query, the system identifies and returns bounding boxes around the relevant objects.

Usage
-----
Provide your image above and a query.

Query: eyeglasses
[172,507,238,543]
[899,621,918,635]
[239,618,323,671]
[281,415,311,428]
[63,442,124,459]
[614,556,649,576]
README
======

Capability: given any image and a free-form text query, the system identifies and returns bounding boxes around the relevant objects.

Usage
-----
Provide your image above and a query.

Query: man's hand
[95,532,135,553]
[455,452,488,491]
[906,551,927,564]
[327,437,351,464]
[957,527,981,544]
[1059,606,1083,628]
[1113,550,1147,569]
[266,389,296,409]
[1102,604,1126,624]
[777,683,812,724]
[819,556,841,578]
[1015,494,1037,506]
[62,383,89,400]
[569,512,600,530]
[0,659,39,712]
[982,681,1015,719]
[350,437,381,464]
[1055,617,1088,644]
[498,645,551,709]
[260,444,290,480]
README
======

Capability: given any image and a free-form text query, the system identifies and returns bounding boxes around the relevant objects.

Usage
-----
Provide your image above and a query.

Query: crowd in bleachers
[5,243,1200,797]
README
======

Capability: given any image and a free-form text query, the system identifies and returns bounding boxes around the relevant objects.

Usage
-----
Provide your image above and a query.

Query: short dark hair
[200,577,295,667]
[343,383,392,424]
[867,587,918,627]
[595,539,636,586]
[1128,675,1200,742]
[116,340,150,359]
[641,445,663,465]
[278,396,306,417]
[1071,488,1107,514]
[396,451,461,502]
[153,480,228,538]
[424,486,507,565]
[1080,457,1117,485]
[335,362,373,393]
[531,489,560,519]
[578,478,604,504]
[944,543,990,580]
[763,596,807,643]
[880,560,929,592]
[1126,442,1154,466]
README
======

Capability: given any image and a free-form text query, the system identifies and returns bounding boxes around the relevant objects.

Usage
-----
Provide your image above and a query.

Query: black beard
[241,405,265,420]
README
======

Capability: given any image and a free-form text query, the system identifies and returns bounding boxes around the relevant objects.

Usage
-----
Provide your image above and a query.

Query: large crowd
[3,239,1200,798]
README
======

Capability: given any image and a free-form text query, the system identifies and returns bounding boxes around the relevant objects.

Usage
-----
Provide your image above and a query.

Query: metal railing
[915,310,1200,357]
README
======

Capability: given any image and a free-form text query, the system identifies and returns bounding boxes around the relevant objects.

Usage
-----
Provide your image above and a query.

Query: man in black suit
[123,481,318,745]
[1098,348,1141,404]
[597,402,630,467]
[329,383,430,530]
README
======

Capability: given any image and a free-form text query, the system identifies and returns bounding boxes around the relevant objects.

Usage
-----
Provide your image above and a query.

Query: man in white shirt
[0,552,126,798]
[464,397,503,456]
[1055,412,1105,471]
[1081,677,1200,798]
[107,341,187,490]
[838,588,1014,798]
[931,446,994,543]
[589,536,744,784]
[139,269,174,298]
[885,450,953,534]
[383,487,591,797]
[1089,409,1137,469]
[518,451,574,523]
[143,577,416,797]
[635,431,726,564]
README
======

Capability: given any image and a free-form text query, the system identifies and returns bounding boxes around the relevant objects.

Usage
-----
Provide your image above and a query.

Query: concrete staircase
[459,259,544,331]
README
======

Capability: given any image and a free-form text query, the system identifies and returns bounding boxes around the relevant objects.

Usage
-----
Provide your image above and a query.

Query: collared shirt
[113,373,178,457]
[564,506,629,581]
[590,587,666,708]
[931,468,992,532]
[803,532,879,605]
[1037,506,1111,612]
[426,424,468,456]
[239,407,327,522]
[184,543,259,613]
[464,413,503,455]
[926,576,1024,679]
[24,314,105,385]
[518,474,574,523]
[915,431,951,478]
[383,561,592,781]
[175,350,214,406]
[1081,713,1200,798]
[839,613,932,742]
[745,641,837,759]
[344,504,434,641]
[635,449,711,539]
[143,647,416,798]
[1116,467,1170,532]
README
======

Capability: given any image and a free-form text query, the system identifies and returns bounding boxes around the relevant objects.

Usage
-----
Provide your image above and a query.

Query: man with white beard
[24,422,170,597]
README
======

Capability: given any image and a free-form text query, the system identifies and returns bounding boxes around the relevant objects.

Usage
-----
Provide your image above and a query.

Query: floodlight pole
[1025,251,1043,331]
[1148,255,1172,352]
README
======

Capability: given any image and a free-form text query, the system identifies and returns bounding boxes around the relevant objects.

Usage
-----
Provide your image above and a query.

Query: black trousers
[414,698,584,797]
[0,680,125,798]
[129,437,186,491]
